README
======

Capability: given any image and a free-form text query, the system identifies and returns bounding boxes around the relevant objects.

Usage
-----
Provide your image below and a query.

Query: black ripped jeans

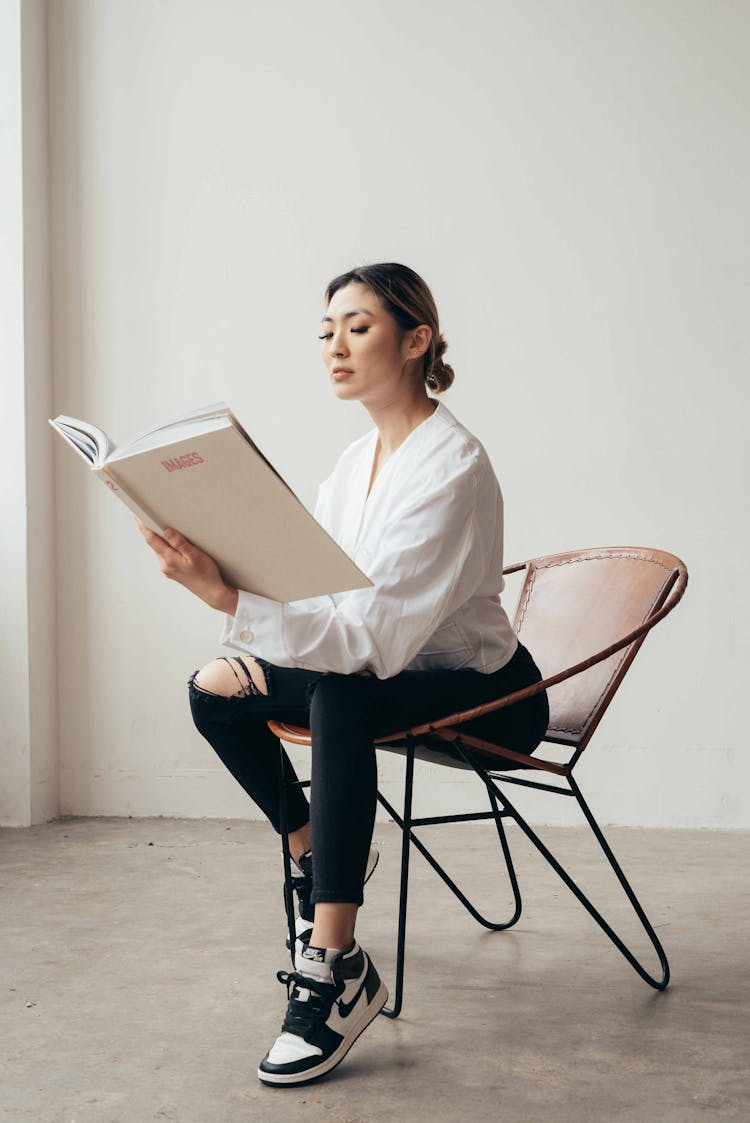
[187,641,549,909]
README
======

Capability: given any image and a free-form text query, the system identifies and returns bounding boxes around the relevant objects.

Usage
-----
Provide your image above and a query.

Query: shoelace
[276,969,340,1037]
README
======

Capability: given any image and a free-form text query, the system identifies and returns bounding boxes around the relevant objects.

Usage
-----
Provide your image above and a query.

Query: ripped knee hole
[192,656,269,699]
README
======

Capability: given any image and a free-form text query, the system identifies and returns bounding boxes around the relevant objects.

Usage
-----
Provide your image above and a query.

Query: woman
[137,262,549,1087]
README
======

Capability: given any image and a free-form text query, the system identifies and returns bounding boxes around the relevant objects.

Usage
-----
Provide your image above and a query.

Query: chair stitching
[539,552,672,570]
[517,553,672,635]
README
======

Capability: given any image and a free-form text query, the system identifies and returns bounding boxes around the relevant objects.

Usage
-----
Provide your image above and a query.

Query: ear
[405,324,432,361]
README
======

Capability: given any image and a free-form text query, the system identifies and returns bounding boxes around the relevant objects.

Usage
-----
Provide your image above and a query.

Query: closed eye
[318,328,369,340]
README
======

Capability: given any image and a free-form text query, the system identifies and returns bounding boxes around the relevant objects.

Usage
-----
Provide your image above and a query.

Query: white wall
[0,0,57,826]
[37,0,749,827]
[23,0,58,826]
[0,0,29,826]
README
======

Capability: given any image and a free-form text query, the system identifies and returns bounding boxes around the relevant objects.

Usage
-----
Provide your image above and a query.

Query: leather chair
[269,546,688,1018]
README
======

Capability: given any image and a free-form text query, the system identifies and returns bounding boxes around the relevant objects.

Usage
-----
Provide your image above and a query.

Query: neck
[365,391,438,458]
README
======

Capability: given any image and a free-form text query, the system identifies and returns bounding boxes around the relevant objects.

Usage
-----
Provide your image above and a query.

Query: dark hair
[324,262,455,393]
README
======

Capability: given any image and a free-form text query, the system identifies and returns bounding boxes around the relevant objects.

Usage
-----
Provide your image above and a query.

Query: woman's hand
[135,517,239,614]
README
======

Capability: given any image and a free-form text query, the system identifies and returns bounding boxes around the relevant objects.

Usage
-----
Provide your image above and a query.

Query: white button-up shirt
[219,399,518,679]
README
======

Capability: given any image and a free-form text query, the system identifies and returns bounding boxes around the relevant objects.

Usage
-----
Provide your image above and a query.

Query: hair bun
[426,335,454,393]
[426,358,455,394]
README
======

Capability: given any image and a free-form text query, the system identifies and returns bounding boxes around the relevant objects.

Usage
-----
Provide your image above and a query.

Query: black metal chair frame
[275,547,688,1019]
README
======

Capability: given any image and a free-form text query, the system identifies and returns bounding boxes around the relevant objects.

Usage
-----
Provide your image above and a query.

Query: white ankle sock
[295,939,340,983]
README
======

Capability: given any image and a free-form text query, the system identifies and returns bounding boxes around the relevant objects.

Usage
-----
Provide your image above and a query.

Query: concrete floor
[1,818,748,1123]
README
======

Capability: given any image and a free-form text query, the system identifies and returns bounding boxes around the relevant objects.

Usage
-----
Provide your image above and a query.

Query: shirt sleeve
[218,448,494,679]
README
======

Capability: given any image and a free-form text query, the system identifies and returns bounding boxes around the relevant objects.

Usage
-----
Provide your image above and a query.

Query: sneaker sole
[257,978,389,1087]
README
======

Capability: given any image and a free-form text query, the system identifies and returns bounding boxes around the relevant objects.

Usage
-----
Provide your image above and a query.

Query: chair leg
[379,735,416,1019]
[460,752,671,990]
[376,738,525,1020]
[376,774,523,933]
[567,773,670,989]
[485,781,523,930]
[278,747,297,967]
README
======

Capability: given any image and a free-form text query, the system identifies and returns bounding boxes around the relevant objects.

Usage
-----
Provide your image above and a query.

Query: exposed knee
[193,657,269,698]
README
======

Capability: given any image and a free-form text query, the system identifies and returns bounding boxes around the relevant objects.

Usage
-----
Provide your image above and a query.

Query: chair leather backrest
[513,548,680,749]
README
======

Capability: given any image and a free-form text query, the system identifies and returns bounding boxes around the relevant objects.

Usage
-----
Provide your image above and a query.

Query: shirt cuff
[218,588,286,662]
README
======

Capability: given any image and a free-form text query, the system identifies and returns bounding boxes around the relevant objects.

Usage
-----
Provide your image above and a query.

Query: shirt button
[239,628,254,643]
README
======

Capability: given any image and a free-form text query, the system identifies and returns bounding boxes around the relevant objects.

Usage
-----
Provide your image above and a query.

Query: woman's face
[319,282,426,407]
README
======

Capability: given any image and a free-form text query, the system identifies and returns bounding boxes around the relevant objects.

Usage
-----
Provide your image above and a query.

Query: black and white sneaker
[258,936,388,1086]
[285,846,380,948]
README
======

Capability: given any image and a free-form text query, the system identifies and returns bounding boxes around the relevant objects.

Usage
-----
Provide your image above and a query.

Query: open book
[49,401,373,603]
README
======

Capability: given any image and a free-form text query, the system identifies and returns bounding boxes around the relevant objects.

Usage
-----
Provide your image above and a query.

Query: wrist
[214,585,239,616]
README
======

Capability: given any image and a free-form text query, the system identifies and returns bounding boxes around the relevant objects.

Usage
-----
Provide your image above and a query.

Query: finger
[137,523,173,559]
[162,527,182,544]
[135,517,162,542]
[162,528,194,555]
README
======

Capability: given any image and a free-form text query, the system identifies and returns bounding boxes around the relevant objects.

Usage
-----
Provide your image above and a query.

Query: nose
[328,327,349,359]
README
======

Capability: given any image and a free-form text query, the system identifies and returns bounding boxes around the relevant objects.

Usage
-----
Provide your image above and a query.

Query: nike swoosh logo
[337,973,368,1019]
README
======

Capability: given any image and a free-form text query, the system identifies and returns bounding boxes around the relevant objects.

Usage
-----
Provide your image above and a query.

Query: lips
[332,367,353,374]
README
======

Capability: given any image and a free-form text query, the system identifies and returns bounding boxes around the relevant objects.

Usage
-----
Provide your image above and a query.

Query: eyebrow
[321,309,376,323]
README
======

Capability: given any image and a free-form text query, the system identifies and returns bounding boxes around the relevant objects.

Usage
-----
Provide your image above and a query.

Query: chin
[331,383,360,400]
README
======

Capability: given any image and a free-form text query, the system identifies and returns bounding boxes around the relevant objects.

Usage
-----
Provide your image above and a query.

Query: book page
[48,416,113,466]
[121,401,232,449]
[106,414,233,461]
